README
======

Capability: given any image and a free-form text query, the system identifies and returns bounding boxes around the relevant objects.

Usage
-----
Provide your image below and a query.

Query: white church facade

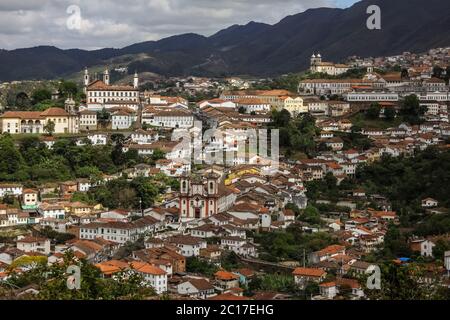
[179,172,220,222]
[84,68,141,112]
[310,53,350,76]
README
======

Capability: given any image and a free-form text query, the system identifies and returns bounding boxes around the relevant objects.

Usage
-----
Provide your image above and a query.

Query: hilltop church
[310,53,350,76]
[84,68,140,112]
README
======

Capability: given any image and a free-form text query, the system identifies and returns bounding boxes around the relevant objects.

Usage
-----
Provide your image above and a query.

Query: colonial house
[235,98,271,114]
[279,209,296,222]
[130,129,159,145]
[142,106,194,128]
[130,261,168,294]
[111,109,136,130]
[78,110,98,131]
[190,224,222,238]
[214,270,240,291]
[0,183,23,197]
[348,260,374,275]
[220,236,247,253]
[309,245,346,264]
[292,267,327,289]
[167,236,207,257]
[99,209,131,221]
[319,278,364,299]
[0,208,29,227]
[156,159,191,177]
[80,217,160,244]
[86,133,107,145]
[69,239,118,263]
[221,224,246,239]
[410,238,436,257]
[66,201,94,216]
[38,203,65,220]
[324,137,344,151]
[199,245,222,263]
[16,236,51,255]
[133,247,186,273]
[177,277,216,299]
[299,79,373,96]
[421,198,438,208]
[0,108,79,134]
[207,213,235,226]
[21,189,38,209]
[39,217,68,233]
[198,99,236,109]
[96,260,167,294]
[77,179,92,192]
[279,96,307,116]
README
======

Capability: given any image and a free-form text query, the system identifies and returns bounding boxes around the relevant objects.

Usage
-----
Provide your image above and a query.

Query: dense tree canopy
[0,134,161,187]
[86,174,178,210]
[254,224,337,262]
[400,95,427,125]
[364,262,449,300]
[271,111,320,157]
[356,148,450,213]
[2,252,155,300]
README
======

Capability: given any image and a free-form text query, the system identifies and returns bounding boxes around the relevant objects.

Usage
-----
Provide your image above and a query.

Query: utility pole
[140,198,143,217]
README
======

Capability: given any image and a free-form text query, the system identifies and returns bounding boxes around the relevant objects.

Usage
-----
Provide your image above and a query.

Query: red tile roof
[215,270,239,281]
[292,267,326,277]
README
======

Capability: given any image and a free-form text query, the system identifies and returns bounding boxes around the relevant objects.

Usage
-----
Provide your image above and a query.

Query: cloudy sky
[0,0,359,50]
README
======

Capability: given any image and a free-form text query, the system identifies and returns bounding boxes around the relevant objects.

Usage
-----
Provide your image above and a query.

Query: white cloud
[0,0,341,50]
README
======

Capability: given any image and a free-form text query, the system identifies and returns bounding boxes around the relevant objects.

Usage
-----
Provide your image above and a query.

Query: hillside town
[0,46,449,301]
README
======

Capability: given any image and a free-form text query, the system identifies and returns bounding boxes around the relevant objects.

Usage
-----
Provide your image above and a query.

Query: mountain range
[0,0,449,82]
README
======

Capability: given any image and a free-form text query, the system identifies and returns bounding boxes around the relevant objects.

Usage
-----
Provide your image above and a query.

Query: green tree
[186,257,219,276]
[15,92,31,109]
[365,263,446,300]
[58,80,78,98]
[433,239,450,260]
[151,148,166,161]
[1,193,15,205]
[272,109,291,128]
[0,134,28,181]
[43,120,55,136]
[221,251,242,270]
[111,134,127,166]
[366,103,381,119]
[97,108,111,128]
[380,224,411,258]
[299,205,323,226]
[384,107,396,121]
[130,177,159,209]
[31,89,52,105]
[432,66,444,79]
[400,95,426,124]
